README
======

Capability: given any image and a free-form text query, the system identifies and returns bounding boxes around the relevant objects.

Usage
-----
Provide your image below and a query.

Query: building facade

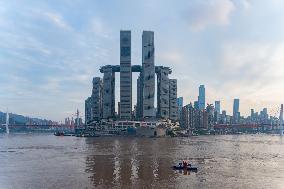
[136,73,143,119]
[142,31,155,118]
[120,31,132,120]
[215,100,221,123]
[85,97,92,125]
[156,66,171,119]
[233,98,240,123]
[85,30,178,124]
[198,85,205,110]
[177,97,183,120]
[92,77,103,121]
[169,79,178,121]
[102,67,115,119]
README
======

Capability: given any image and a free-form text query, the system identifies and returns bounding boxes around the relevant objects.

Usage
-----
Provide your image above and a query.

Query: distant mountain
[0,111,55,125]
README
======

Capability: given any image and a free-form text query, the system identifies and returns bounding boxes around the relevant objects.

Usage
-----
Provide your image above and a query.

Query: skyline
[1,0,284,121]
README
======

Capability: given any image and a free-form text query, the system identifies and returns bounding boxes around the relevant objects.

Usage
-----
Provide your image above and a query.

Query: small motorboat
[173,162,198,172]
[54,131,64,136]
[172,165,198,171]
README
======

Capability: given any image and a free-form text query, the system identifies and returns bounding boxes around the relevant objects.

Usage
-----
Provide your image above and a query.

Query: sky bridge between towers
[99,65,172,74]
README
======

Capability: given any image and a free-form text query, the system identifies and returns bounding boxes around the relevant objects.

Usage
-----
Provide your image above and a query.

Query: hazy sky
[1,0,284,121]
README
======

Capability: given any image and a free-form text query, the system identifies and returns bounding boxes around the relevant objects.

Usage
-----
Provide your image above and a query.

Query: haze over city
[1,0,284,121]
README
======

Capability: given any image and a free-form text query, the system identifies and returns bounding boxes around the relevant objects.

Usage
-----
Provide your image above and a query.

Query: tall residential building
[215,101,220,114]
[102,67,115,119]
[120,30,132,120]
[214,101,221,123]
[169,79,178,121]
[177,97,183,120]
[250,109,254,121]
[92,77,103,121]
[85,97,92,125]
[206,104,214,130]
[198,85,205,110]
[142,31,155,118]
[233,98,240,123]
[180,103,194,129]
[221,110,227,124]
[156,66,170,119]
[136,73,143,119]
[118,102,121,118]
[194,101,199,109]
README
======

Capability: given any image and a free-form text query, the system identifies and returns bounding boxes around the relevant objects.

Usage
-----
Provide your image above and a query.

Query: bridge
[99,65,172,74]
[0,124,81,132]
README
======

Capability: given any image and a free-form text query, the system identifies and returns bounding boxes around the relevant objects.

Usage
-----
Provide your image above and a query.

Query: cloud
[241,0,251,10]
[220,42,272,75]
[1,0,283,121]
[219,41,284,82]
[158,51,185,65]
[43,11,71,30]
[183,0,236,31]
[89,18,111,39]
[208,41,284,115]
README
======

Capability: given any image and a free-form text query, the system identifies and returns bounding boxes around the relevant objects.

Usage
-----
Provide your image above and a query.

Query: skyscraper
[215,101,220,114]
[177,97,183,111]
[198,85,205,110]
[156,66,170,119]
[102,67,115,119]
[85,97,92,125]
[233,98,240,123]
[142,31,155,118]
[177,97,183,120]
[221,110,227,124]
[120,30,132,120]
[194,101,199,109]
[214,101,221,123]
[92,77,103,120]
[136,73,143,119]
[85,30,178,122]
[169,79,178,121]
[250,109,254,122]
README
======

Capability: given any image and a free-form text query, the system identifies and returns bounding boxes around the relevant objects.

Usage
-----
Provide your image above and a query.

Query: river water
[0,134,284,189]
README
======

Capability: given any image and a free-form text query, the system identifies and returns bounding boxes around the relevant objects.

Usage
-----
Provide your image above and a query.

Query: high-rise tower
[92,77,103,120]
[102,68,115,119]
[136,73,143,119]
[198,85,205,110]
[215,101,221,123]
[157,66,171,119]
[120,30,132,120]
[233,98,240,123]
[85,97,92,125]
[142,31,155,118]
[169,79,178,121]
[177,97,183,120]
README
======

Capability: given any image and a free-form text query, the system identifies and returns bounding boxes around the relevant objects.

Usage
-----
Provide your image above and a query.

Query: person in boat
[182,160,188,167]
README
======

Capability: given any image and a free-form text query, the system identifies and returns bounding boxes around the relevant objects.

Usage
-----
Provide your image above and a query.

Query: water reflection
[84,135,284,188]
[85,138,178,188]
[1,134,284,188]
